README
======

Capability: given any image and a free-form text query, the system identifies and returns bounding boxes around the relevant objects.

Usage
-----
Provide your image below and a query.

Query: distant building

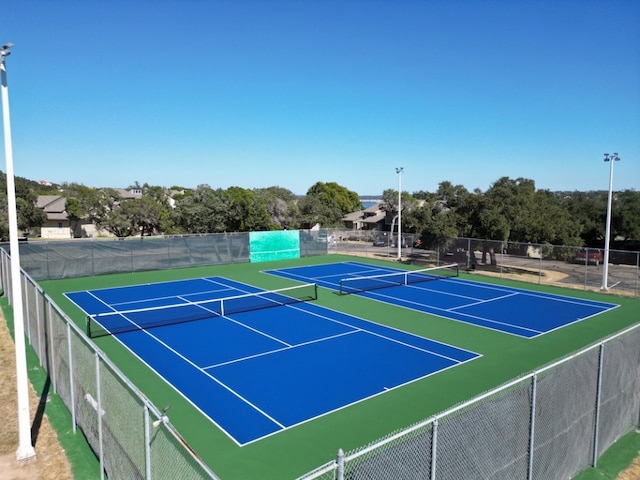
[116,187,143,199]
[36,195,106,239]
[342,203,386,231]
[34,187,180,239]
[37,195,72,238]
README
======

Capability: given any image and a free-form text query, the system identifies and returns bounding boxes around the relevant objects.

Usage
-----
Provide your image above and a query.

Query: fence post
[96,352,105,480]
[23,275,31,341]
[47,300,57,393]
[527,374,537,480]
[336,448,344,480]
[144,404,152,480]
[45,243,50,280]
[4,249,12,306]
[67,322,76,433]
[635,252,639,299]
[538,242,542,284]
[430,418,438,480]
[592,343,605,467]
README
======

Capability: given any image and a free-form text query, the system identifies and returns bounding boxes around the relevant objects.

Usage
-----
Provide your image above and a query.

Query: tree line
[0,172,638,249]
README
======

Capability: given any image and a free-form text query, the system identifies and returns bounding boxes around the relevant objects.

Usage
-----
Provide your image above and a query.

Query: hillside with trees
[0,172,638,250]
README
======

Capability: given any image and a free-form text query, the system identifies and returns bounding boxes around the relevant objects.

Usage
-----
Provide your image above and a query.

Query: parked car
[395,236,409,248]
[372,236,390,247]
[574,248,603,265]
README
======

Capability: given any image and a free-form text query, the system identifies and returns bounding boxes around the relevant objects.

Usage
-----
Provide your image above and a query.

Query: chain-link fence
[297,324,640,480]
[10,230,331,281]
[1,250,219,480]
[4,231,638,480]
[328,231,640,298]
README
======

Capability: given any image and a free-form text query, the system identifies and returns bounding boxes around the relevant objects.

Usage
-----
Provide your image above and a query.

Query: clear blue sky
[2,0,639,196]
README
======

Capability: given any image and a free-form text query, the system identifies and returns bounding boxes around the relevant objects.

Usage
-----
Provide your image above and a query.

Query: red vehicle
[574,248,603,266]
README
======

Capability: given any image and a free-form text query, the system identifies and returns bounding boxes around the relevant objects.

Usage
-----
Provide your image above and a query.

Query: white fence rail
[296,324,640,480]
[1,249,219,480]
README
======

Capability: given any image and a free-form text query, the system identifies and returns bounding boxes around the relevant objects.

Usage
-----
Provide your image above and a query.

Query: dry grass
[617,451,640,480]
[0,310,72,480]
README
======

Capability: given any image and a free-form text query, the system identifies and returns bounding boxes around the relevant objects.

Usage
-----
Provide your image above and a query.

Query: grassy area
[38,254,638,480]
[0,298,100,480]
[574,430,640,480]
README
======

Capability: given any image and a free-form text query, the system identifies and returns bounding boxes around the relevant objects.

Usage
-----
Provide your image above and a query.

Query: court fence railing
[296,322,640,480]
[3,232,639,480]
[0,248,220,480]
[11,230,639,298]
[7,230,329,281]
[328,231,640,298]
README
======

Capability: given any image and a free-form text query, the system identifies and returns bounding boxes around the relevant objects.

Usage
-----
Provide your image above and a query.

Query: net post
[313,283,318,300]
[86,315,91,338]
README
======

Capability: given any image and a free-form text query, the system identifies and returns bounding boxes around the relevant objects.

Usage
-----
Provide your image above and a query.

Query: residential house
[36,187,173,239]
[37,195,72,239]
[342,203,386,231]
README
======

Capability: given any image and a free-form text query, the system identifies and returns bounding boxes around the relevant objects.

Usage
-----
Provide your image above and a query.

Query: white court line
[447,292,520,311]
[123,320,288,432]
[362,288,543,336]
[223,278,478,364]
[204,330,360,369]
[73,274,484,446]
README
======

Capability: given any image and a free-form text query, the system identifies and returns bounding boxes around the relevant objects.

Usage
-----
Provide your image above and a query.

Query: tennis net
[339,264,459,295]
[87,282,318,338]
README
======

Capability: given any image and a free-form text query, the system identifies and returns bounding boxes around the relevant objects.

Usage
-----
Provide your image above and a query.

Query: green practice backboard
[249,230,301,263]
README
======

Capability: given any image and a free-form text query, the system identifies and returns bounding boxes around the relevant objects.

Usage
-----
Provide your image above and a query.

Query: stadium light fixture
[396,167,403,261]
[601,153,620,290]
[1,43,37,461]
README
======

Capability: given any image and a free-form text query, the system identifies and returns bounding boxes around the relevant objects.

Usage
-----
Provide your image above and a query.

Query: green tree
[62,184,98,236]
[16,197,48,235]
[141,183,176,233]
[0,174,53,239]
[101,199,137,237]
[254,186,300,229]
[225,187,273,231]
[173,185,228,233]
[131,196,164,236]
[299,182,361,227]
[527,190,582,246]
[614,190,640,241]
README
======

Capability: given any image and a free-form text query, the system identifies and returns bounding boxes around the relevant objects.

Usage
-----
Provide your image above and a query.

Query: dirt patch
[468,263,569,283]
[0,310,72,480]
[617,447,640,480]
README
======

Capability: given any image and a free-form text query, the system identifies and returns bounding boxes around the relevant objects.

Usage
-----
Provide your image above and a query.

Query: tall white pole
[1,43,36,461]
[601,153,620,290]
[396,167,403,261]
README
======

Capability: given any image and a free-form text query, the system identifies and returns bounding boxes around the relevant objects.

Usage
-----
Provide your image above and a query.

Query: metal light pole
[396,167,403,261]
[1,43,36,461]
[601,152,620,290]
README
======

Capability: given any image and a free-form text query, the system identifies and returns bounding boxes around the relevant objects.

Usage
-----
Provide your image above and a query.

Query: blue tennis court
[265,261,619,338]
[65,276,479,446]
